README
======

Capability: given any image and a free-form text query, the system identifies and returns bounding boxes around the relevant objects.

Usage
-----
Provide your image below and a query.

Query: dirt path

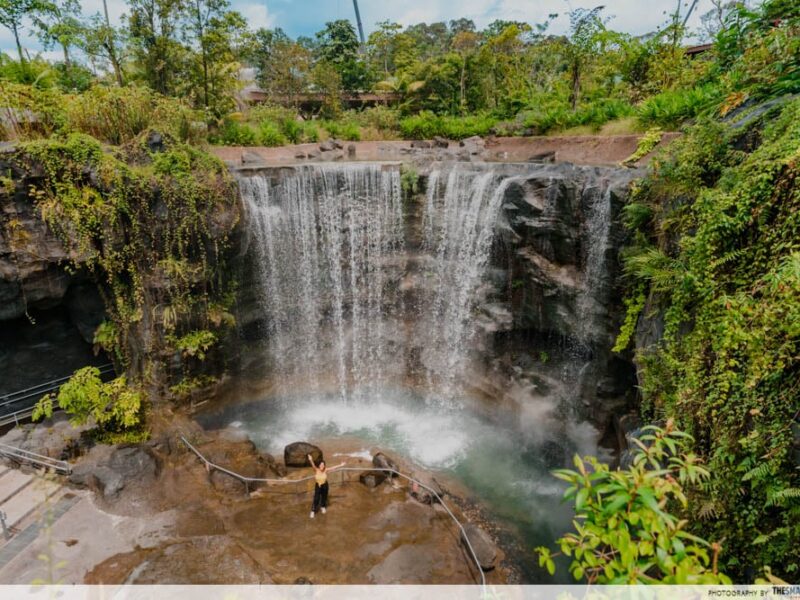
[211,133,680,167]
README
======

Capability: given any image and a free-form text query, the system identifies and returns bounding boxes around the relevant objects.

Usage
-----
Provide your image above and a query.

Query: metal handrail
[0,442,72,475]
[0,364,115,408]
[181,436,487,589]
[0,407,40,428]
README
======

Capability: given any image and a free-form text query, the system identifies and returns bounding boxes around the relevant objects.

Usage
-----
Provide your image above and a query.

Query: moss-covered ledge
[1,130,241,420]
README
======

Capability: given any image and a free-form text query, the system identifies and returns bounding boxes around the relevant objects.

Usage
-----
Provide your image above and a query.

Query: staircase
[0,466,77,570]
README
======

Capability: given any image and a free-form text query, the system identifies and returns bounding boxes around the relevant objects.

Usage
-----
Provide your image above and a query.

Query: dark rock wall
[0,161,109,396]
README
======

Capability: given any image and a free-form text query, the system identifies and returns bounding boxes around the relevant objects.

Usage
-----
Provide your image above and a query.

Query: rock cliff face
[0,140,239,400]
[0,150,109,394]
[475,163,639,436]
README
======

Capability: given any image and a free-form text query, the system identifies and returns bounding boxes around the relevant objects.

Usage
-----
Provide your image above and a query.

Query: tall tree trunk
[12,23,25,64]
[459,58,466,115]
[101,0,123,85]
[202,45,210,108]
[570,60,580,111]
[62,43,71,70]
[102,0,111,28]
[194,0,210,109]
[104,41,124,86]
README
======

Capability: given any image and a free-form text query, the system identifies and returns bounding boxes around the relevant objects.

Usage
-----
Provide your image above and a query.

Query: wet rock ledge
[0,415,506,585]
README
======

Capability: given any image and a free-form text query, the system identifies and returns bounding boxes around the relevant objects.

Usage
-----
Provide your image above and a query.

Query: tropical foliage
[537,421,731,584]
[616,85,800,582]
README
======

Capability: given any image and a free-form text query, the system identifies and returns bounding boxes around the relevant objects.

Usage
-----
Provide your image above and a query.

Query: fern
[766,488,800,507]
[742,462,772,482]
[624,247,684,293]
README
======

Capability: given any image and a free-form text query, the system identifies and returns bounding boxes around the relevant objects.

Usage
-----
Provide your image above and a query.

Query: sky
[1,0,720,61]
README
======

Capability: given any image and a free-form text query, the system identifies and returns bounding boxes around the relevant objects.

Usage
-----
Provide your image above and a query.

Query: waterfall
[241,163,514,402]
[577,183,613,346]
[420,168,519,397]
[240,164,404,401]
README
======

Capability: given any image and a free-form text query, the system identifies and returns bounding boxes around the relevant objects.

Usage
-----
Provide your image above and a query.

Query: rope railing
[180,435,487,589]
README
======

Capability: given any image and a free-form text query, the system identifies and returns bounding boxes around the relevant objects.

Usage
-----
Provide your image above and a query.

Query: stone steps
[0,469,62,530]
[0,469,34,505]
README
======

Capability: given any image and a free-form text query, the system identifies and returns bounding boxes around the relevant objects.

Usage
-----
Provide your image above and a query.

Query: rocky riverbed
[0,411,508,585]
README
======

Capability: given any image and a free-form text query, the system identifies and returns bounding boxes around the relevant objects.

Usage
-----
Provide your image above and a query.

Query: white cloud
[370,0,711,39]
[237,2,277,30]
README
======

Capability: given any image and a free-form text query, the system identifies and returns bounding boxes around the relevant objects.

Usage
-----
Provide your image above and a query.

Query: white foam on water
[249,395,474,469]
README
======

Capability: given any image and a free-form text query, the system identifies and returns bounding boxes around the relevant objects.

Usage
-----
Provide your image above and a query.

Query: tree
[0,0,52,64]
[451,30,480,114]
[448,18,476,35]
[249,27,311,105]
[405,22,449,61]
[127,0,187,95]
[315,19,369,92]
[32,0,81,70]
[366,20,402,77]
[184,0,221,110]
[311,59,343,118]
[80,8,126,86]
[565,6,607,110]
[182,0,247,114]
[536,421,732,584]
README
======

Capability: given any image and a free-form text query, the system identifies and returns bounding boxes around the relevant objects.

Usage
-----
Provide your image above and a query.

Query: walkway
[0,466,77,570]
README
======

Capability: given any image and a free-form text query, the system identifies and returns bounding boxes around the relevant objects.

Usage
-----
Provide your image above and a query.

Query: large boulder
[69,444,158,500]
[284,441,322,468]
[359,470,388,488]
[460,523,498,571]
[372,452,399,477]
[407,470,443,505]
[195,436,282,494]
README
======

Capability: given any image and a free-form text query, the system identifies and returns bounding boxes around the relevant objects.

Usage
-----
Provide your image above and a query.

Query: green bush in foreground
[537,421,731,584]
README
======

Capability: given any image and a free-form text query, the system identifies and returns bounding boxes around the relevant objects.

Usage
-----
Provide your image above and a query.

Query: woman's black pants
[312,482,329,512]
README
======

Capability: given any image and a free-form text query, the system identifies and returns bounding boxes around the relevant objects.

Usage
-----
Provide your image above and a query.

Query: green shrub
[637,84,723,129]
[623,127,664,165]
[520,98,634,135]
[354,106,401,132]
[257,120,288,146]
[300,121,320,142]
[0,82,67,140]
[65,85,204,145]
[398,111,497,140]
[321,119,361,141]
[172,329,217,360]
[215,119,258,145]
[537,421,731,584]
[33,366,143,432]
[281,118,302,143]
[340,121,361,141]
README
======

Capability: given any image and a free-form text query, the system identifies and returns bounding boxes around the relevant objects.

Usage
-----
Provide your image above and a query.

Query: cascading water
[419,168,520,397]
[577,183,613,345]
[240,164,405,401]
[241,163,515,401]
